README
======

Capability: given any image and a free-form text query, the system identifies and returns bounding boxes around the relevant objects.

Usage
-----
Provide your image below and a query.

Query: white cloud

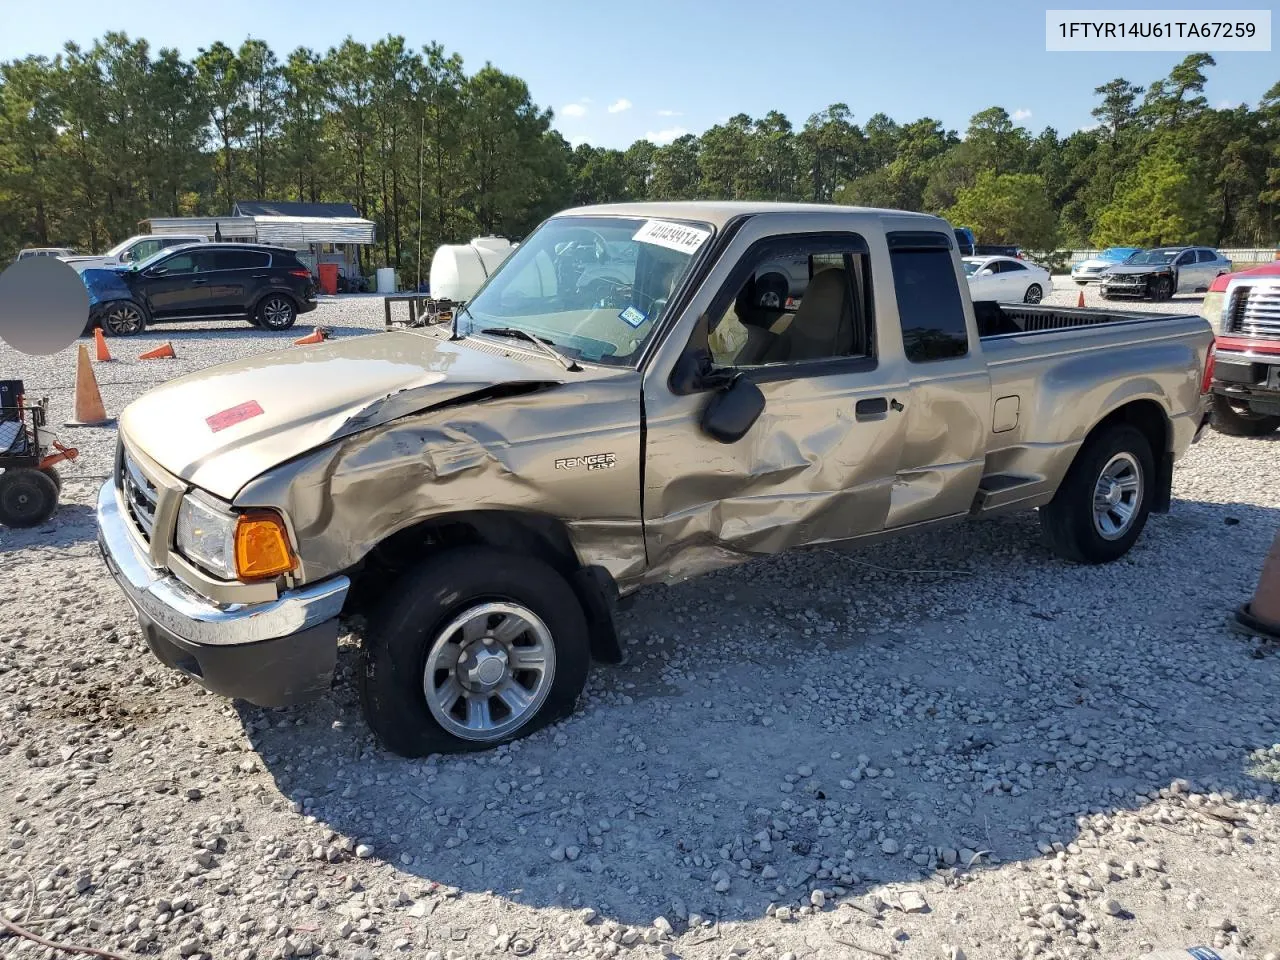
[1012,108,1033,122]
[656,109,682,117]
[646,126,689,146]
[560,102,587,118]
[607,98,632,114]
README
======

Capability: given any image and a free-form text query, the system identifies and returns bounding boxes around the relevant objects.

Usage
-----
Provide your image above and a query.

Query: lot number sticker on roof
[632,220,710,254]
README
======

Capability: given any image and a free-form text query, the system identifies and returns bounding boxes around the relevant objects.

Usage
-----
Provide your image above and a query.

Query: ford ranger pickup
[96,202,1215,757]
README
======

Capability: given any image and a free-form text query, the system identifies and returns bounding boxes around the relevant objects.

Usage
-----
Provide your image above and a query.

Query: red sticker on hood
[206,400,264,433]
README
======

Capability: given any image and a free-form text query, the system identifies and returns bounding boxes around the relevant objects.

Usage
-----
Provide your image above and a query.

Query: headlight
[176,496,296,581]
[176,494,237,578]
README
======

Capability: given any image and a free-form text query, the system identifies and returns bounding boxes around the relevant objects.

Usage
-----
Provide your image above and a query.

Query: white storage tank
[429,237,515,302]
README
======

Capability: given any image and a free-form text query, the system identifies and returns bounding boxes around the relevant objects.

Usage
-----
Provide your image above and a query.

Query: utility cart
[0,380,78,528]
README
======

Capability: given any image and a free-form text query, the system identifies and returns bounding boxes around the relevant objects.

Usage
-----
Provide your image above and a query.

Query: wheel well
[348,510,624,664]
[1085,399,1172,512]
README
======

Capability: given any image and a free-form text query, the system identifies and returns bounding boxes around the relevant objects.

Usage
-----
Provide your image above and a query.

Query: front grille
[1228,284,1280,340]
[120,446,159,542]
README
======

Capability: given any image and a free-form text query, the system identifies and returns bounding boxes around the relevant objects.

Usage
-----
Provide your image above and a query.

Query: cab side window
[888,231,970,363]
[707,235,874,369]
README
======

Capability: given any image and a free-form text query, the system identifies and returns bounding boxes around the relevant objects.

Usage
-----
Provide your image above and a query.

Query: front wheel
[256,295,297,331]
[1023,284,1043,304]
[1039,423,1154,564]
[99,301,147,337]
[1211,394,1280,437]
[359,546,591,757]
[1151,277,1173,301]
[0,468,59,528]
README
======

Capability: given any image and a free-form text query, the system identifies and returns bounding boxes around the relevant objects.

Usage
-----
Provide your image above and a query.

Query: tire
[0,468,59,528]
[359,546,591,757]
[41,466,62,493]
[99,301,147,337]
[1023,284,1043,304]
[1039,423,1155,564]
[1151,277,1173,301]
[1100,291,1112,300]
[256,295,297,331]
[755,273,789,310]
[1210,393,1280,437]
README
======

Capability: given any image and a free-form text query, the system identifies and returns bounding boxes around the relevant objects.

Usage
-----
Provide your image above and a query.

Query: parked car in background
[15,247,77,261]
[1099,246,1231,300]
[95,202,1212,757]
[953,226,976,256]
[1071,247,1141,285]
[1201,263,1280,436]
[973,244,1026,259]
[964,255,1054,303]
[63,233,208,273]
[82,243,317,336]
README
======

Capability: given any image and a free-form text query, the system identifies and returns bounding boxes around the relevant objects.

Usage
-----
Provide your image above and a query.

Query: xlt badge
[555,453,617,471]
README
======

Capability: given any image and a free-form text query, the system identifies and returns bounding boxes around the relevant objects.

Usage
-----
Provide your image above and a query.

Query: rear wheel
[359,546,591,757]
[1039,423,1154,564]
[99,301,147,337]
[1211,394,1280,437]
[256,295,297,331]
[0,468,59,528]
[1023,284,1043,304]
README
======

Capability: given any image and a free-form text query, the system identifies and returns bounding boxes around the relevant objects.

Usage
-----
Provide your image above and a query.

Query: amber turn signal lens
[234,512,296,580]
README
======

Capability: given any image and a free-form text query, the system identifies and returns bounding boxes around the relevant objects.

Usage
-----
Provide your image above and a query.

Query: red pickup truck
[1203,262,1280,436]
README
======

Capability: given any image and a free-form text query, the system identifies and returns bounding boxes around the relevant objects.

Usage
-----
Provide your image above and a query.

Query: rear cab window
[887,231,970,363]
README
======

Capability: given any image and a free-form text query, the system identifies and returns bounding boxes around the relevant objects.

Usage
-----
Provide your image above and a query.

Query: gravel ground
[2,282,1279,960]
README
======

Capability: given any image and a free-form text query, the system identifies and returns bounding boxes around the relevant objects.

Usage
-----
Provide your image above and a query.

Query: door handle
[855,397,888,420]
[191,278,208,284]
[252,274,269,278]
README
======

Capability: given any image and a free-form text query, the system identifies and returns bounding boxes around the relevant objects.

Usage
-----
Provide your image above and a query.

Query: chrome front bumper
[97,479,350,706]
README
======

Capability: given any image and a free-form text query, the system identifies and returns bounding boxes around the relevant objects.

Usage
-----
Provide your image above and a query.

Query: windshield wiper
[478,327,581,372]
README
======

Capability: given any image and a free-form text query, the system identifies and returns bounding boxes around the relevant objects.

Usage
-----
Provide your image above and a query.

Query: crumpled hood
[1103,263,1173,277]
[82,267,135,306]
[119,330,560,500]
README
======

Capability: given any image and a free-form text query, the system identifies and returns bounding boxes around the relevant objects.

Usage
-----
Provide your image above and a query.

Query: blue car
[1071,247,1141,285]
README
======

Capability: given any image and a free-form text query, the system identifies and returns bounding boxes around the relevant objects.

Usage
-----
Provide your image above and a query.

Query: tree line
[2,38,1277,276]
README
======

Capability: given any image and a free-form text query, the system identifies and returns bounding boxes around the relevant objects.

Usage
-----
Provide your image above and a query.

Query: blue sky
[4,0,1275,148]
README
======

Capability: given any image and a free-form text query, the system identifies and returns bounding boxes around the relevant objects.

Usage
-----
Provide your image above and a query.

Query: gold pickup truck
[97,203,1215,757]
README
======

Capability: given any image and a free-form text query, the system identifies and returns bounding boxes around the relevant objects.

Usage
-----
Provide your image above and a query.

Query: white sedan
[963,256,1054,304]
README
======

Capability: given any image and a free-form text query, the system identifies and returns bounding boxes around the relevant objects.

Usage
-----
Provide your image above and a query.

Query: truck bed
[972,301,1190,339]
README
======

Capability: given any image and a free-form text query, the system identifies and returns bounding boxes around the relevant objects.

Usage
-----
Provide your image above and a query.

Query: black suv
[85,243,318,336]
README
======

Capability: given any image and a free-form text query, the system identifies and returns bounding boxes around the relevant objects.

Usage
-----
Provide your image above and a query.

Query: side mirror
[700,374,765,444]
[979,268,994,277]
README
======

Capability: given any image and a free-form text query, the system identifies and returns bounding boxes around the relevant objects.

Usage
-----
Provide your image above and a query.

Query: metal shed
[145,201,376,284]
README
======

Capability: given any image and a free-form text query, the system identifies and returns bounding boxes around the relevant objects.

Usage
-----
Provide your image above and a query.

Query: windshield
[131,246,183,271]
[104,236,137,259]
[1125,249,1179,265]
[962,260,984,276]
[455,215,711,365]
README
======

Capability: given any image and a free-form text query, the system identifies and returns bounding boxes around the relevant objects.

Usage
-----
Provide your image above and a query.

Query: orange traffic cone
[138,342,176,360]
[64,345,114,427]
[1077,290,1086,308]
[94,328,113,362]
[293,327,329,346]
[1231,527,1280,642]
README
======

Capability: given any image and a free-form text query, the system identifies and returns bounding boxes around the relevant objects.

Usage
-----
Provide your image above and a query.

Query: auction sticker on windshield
[619,306,647,328]
[632,219,711,253]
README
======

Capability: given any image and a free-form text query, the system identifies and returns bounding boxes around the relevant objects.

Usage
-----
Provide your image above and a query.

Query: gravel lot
[2,282,1279,960]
